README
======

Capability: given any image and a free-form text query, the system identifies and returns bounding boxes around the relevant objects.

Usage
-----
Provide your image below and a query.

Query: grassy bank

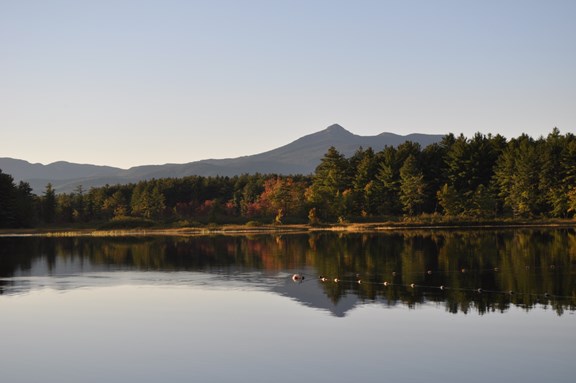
[1,217,575,237]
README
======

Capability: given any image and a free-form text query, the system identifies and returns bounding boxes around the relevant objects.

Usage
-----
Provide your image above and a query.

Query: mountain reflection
[1,229,575,315]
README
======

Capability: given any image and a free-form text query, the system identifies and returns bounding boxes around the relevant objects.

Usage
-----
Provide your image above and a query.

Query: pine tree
[399,155,426,216]
[306,147,350,220]
[0,169,17,227]
[350,147,377,215]
[42,183,57,224]
[372,146,402,215]
[437,183,461,216]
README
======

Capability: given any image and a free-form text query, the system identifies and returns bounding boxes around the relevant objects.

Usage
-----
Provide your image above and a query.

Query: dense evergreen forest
[1,129,575,229]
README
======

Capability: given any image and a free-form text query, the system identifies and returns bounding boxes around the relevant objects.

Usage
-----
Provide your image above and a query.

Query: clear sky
[1,0,575,169]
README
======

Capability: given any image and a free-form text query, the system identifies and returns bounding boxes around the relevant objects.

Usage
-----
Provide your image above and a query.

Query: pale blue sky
[1,0,575,168]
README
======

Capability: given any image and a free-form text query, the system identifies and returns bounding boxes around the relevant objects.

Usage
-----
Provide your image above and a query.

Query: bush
[169,219,202,228]
[99,216,156,229]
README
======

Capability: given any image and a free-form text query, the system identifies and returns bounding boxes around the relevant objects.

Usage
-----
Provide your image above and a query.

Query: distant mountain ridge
[0,124,443,194]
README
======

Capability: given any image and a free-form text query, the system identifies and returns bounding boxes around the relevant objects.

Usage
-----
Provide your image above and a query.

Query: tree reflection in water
[1,229,574,315]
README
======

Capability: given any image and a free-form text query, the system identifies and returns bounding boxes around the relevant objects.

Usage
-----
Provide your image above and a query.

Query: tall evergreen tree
[541,128,567,216]
[437,183,461,216]
[14,181,37,227]
[372,146,402,215]
[399,155,426,216]
[350,147,377,215]
[306,147,351,219]
[0,169,17,227]
[421,142,449,213]
[494,135,543,217]
[41,183,56,224]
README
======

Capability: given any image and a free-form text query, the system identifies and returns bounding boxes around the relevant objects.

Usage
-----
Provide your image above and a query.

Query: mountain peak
[325,123,347,132]
[324,124,354,137]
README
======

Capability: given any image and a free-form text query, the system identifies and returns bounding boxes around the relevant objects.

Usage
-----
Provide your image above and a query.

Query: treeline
[1,128,575,228]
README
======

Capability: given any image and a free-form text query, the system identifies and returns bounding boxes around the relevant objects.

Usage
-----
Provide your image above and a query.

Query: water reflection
[1,229,575,315]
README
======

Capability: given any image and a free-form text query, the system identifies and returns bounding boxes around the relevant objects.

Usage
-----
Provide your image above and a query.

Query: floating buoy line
[290,267,576,303]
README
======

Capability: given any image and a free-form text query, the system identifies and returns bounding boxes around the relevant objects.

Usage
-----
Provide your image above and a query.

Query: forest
[1,128,575,228]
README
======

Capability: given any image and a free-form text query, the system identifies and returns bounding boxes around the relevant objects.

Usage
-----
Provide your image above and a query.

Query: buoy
[292,274,304,282]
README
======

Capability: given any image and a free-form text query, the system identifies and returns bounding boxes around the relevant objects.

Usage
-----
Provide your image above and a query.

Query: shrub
[99,216,156,229]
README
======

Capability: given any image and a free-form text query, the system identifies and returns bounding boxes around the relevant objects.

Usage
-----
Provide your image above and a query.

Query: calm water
[0,229,574,383]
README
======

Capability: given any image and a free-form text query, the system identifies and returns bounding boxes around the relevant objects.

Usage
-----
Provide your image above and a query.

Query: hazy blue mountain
[1,124,443,194]
[0,158,123,193]
[0,158,122,180]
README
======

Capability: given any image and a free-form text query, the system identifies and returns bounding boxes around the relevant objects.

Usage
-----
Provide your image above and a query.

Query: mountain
[0,124,443,194]
[0,158,122,180]
[0,158,124,194]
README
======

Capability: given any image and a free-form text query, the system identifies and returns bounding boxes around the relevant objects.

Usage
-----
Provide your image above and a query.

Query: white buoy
[292,274,304,282]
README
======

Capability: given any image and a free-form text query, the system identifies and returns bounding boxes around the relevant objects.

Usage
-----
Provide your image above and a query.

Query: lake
[0,229,574,383]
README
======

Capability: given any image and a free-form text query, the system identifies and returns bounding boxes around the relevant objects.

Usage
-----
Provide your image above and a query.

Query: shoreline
[1,219,575,237]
